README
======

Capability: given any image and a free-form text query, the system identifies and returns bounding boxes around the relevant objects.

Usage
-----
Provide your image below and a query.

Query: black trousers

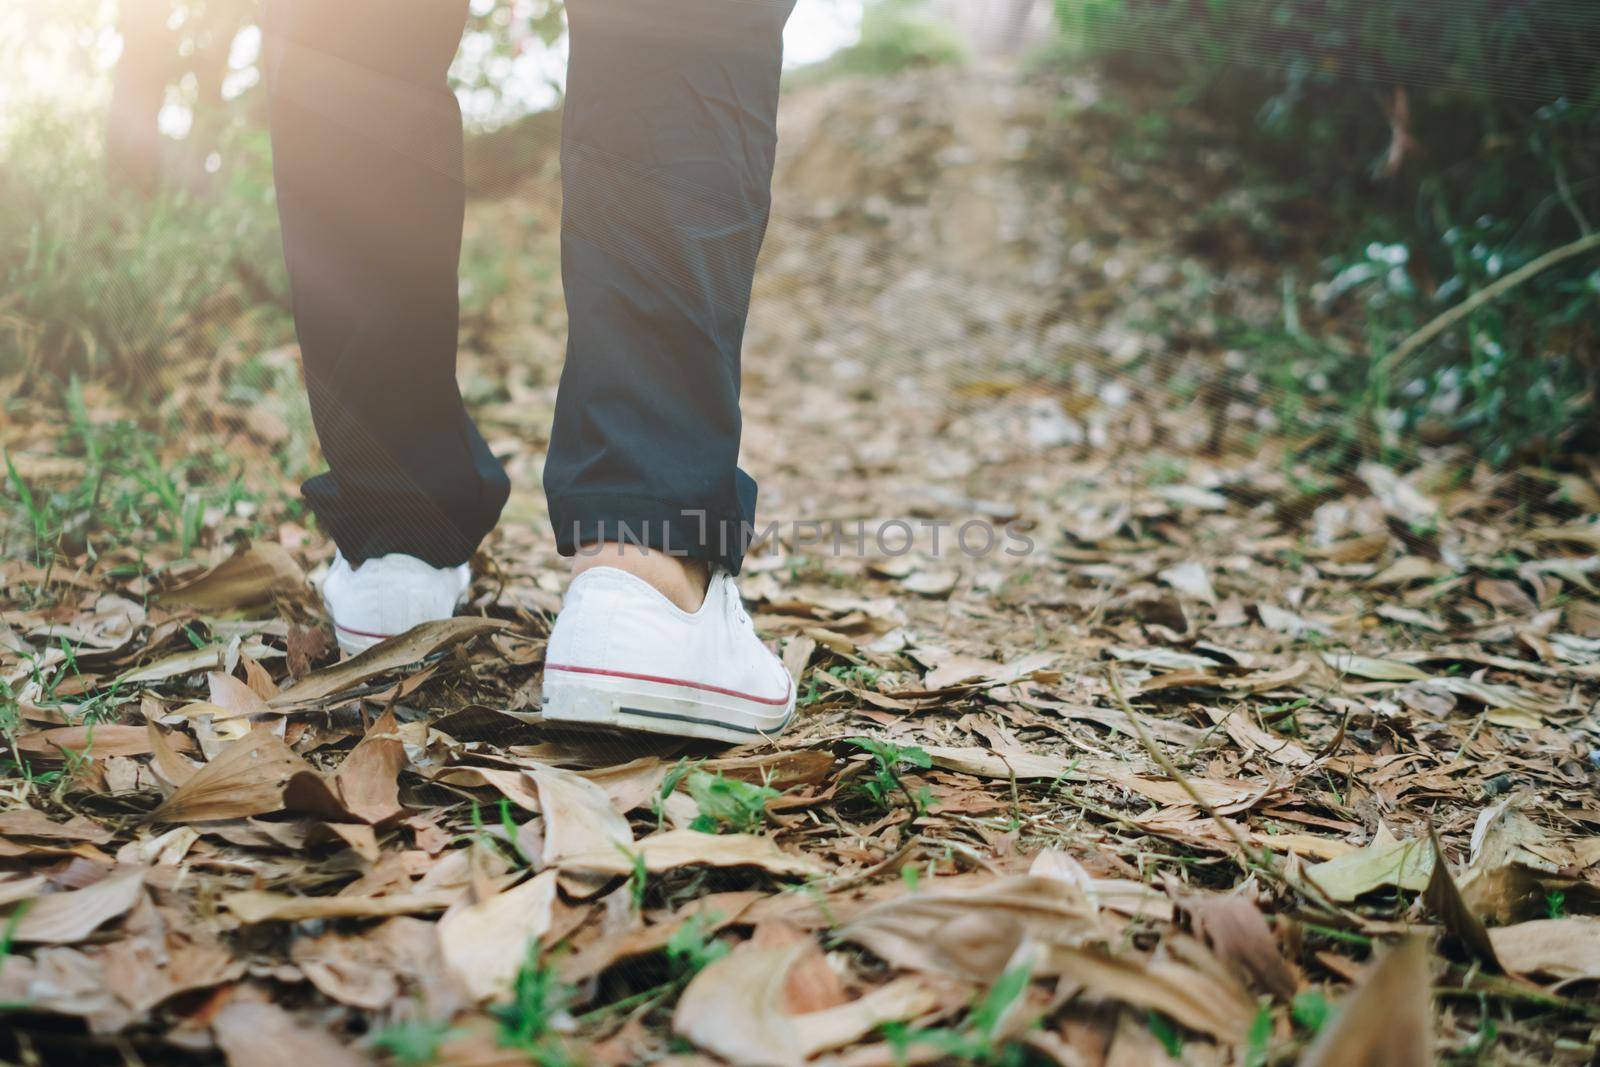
[265,0,795,574]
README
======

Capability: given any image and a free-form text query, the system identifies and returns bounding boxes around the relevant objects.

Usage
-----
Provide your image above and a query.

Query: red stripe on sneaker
[333,622,398,640]
[544,662,791,706]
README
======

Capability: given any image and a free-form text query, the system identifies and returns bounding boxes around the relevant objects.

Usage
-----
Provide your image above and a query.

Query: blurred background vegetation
[0,0,573,389]
[1050,0,1600,466]
[1,0,1597,474]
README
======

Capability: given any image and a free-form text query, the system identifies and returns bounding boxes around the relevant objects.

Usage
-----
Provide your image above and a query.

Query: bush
[0,107,288,385]
[1054,0,1600,466]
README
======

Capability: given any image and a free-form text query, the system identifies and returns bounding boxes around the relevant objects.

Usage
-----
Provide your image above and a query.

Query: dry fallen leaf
[924,744,1084,781]
[1487,917,1600,982]
[207,670,274,719]
[116,644,231,686]
[0,946,134,1029]
[924,745,1266,813]
[289,929,400,1011]
[15,723,200,761]
[1299,938,1433,1067]
[1107,645,1219,671]
[159,541,305,612]
[1320,652,1429,682]
[283,709,408,825]
[561,828,823,879]
[1305,824,1434,902]
[1257,603,1332,638]
[1421,676,1559,717]
[838,876,1098,983]
[0,810,116,843]
[291,916,463,1019]
[1029,849,1174,921]
[528,761,635,871]
[269,616,508,707]
[1206,706,1314,767]
[1422,830,1499,968]
[1185,892,1298,1000]
[1158,560,1216,604]
[146,719,202,787]
[213,998,367,1067]
[674,938,940,1067]
[147,729,310,824]
[101,922,246,1015]
[10,869,145,945]
[438,869,560,1001]
[221,888,461,924]
[1459,802,1572,924]
[1358,462,1439,529]
[1044,939,1258,1043]
[333,708,408,823]
[578,756,672,814]
[913,649,1057,691]
[0,874,48,907]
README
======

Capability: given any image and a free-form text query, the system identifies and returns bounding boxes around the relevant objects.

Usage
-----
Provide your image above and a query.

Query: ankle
[570,544,710,612]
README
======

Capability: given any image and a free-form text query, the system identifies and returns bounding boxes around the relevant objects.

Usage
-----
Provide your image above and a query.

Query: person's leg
[541,0,799,743]
[544,0,798,583]
[571,544,709,613]
[264,0,508,570]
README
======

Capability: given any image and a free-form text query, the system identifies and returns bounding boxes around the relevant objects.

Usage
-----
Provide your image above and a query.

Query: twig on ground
[1378,231,1600,376]
[1108,668,1359,920]
[820,835,923,892]
[1107,667,1270,868]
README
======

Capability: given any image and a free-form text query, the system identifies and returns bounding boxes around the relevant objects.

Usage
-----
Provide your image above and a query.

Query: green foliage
[885,962,1038,1065]
[1545,889,1567,919]
[1244,226,1598,467]
[499,798,536,867]
[686,769,781,834]
[620,843,649,912]
[798,674,829,708]
[800,663,885,708]
[466,799,534,869]
[0,901,32,1012]
[1291,990,1331,1034]
[4,452,47,548]
[2,376,270,565]
[368,1018,458,1066]
[901,862,921,891]
[1056,0,1598,106]
[0,677,18,744]
[490,945,574,1064]
[1465,1013,1500,1055]
[0,110,289,382]
[846,736,934,818]
[1054,0,1600,467]
[1145,1010,1184,1057]
[654,758,701,828]
[664,913,730,979]
[1243,1001,1273,1067]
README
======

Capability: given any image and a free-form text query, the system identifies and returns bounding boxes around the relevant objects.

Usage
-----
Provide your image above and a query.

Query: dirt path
[2,66,1598,1065]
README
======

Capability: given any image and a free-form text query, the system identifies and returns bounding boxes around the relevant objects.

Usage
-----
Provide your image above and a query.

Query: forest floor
[2,63,1599,1066]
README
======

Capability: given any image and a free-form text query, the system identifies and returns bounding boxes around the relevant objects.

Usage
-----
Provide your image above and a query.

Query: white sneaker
[319,551,472,656]
[541,567,796,744]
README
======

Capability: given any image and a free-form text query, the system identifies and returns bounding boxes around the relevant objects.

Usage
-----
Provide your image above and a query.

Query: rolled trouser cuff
[303,456,509,569]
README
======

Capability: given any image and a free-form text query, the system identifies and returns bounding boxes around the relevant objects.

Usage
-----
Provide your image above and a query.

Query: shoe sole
[541,668,795,746]
[331,623,393,658]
